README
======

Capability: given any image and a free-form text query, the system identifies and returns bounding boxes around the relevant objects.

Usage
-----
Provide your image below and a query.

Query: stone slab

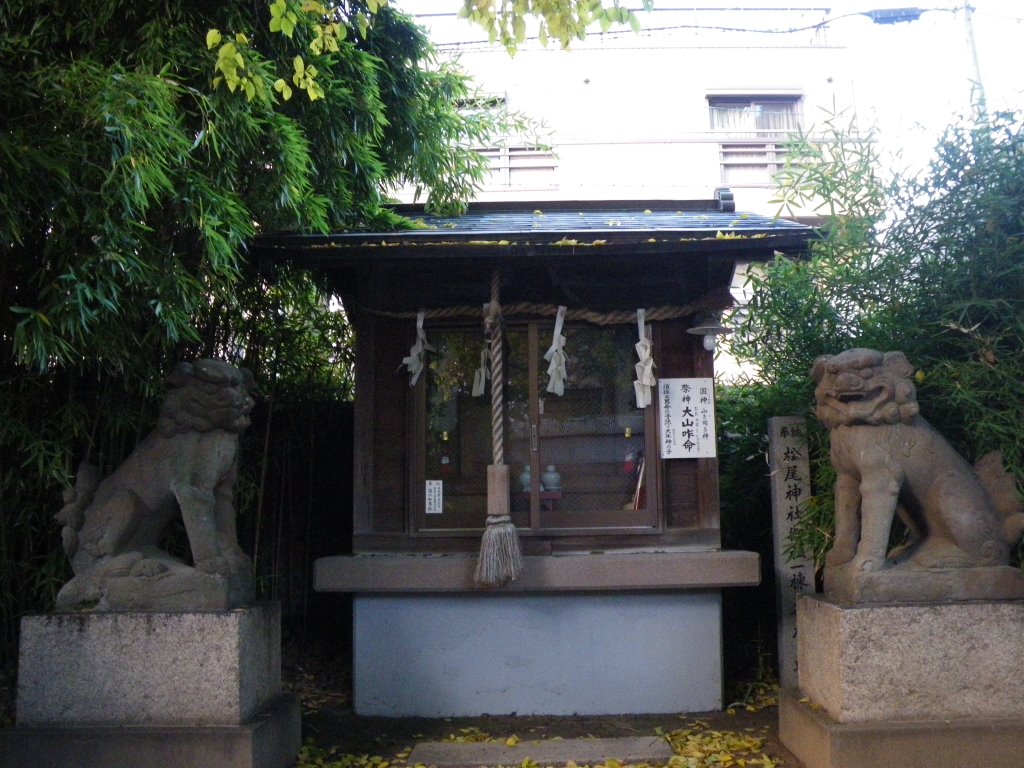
[797,595,1024,723]
[767,416,814,688]
[0,693,300,768]
[317,550,759,593]
[779,687,1024,768]
[353,592,722,716]
[823,563,1024,603]
[17,602,281,726]
[409,736,674,768]
[93,565,253,612]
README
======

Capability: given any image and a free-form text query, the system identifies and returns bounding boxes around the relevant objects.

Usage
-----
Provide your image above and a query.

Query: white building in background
[396,1,1023,216]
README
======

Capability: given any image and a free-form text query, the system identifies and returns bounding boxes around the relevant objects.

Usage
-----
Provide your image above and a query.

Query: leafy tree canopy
[0,0,535,663]
[722,108,1024,567]
[1,0,538,374]
[458,0,654,52]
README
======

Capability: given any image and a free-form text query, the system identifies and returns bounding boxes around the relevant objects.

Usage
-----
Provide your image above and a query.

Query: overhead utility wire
[432,6,957,49]
[414,6,834,16]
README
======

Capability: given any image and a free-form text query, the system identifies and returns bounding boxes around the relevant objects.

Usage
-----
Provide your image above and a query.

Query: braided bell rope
[486,271,504,467]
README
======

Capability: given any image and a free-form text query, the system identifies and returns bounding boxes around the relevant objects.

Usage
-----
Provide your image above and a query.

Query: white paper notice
[659,378,717,459]
[425,480,444,514]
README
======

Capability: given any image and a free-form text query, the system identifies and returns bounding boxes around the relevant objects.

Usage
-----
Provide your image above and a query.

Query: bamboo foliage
[723,108,1024,569]
[0,0,534,671]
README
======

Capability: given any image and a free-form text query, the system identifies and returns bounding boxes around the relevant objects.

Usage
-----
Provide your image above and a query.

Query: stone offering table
[780,594,1024,768]
[0,603,300,768]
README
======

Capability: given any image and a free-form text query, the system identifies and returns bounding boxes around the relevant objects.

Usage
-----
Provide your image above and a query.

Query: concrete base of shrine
[353,591,724,716]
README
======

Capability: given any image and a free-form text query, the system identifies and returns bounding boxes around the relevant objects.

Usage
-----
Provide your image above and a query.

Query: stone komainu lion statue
[813,348,1024,587]
[55,359,256,611]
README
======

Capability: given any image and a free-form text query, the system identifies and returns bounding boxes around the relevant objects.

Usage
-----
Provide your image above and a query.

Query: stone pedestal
[0,603,300,768]
[779,595,1024,768]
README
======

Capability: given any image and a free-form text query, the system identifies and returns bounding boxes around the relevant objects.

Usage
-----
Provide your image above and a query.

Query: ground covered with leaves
[284,639,800,768]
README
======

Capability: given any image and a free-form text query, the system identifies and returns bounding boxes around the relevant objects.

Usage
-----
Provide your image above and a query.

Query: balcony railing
[718,140,792,186]
[475,144,558,190]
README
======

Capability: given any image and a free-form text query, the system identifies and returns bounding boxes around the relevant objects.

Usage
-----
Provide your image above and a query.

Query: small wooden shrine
[254,193,813,716]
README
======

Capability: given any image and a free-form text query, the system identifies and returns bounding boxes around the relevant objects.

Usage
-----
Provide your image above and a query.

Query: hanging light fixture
[687,313,733,352]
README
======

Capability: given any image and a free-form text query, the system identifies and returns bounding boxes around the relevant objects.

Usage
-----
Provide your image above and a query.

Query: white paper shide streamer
[402,310,433,386]
[544,305,568,396]
[472,346,491,397]
[633,308,656,408]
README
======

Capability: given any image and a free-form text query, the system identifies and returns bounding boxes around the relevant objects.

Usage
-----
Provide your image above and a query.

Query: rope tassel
[474,271,523,588]
[474,467,523,587]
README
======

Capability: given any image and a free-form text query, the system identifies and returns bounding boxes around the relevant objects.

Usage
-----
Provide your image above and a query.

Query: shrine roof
[252,194,815,267]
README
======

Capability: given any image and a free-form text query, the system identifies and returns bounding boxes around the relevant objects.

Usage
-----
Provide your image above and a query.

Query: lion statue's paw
[55,576,103,609]
[129,558,171,577]
[220,543,252,572]
[852,555,885,574]
[195,555,232,576]
[825,546,855,568]
[96,551,146,577]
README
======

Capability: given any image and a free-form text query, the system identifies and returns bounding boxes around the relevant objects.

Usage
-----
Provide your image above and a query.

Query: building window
[708,95,802,186]
[416,323,656,534]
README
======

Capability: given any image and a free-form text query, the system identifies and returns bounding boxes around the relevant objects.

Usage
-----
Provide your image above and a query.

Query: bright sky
[394,0,1024,176]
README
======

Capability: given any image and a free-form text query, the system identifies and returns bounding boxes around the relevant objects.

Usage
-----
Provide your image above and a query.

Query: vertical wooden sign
[659,378,716,459]
[768,416,815,688]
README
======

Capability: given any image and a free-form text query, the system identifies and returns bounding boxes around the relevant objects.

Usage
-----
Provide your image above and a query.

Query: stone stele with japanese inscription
[812,347,1024,603]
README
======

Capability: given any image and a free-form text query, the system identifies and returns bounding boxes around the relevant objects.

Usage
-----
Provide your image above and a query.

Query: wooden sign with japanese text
[659,378,716,459]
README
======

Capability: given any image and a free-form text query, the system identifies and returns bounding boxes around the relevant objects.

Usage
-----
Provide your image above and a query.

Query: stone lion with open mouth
[812,347,1024,601]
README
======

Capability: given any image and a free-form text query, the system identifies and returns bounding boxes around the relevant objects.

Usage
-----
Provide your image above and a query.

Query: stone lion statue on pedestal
[55,359,256,611]
[812,348,1024,602]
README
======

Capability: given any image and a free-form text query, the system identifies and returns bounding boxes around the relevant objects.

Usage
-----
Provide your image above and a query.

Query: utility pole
[963,1,986,111]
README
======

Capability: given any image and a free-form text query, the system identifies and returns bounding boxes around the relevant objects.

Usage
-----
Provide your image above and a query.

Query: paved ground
[408,735,675,768]
[286,635,805,766]
[299,703,805,766]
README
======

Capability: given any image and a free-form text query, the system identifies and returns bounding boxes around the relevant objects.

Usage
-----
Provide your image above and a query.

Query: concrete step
[407,736,674,768]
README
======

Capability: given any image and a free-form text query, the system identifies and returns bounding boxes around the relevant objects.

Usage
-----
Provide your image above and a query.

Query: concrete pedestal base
[780,595,1024,768]
[1,603,300,768]
[779,688,1024,768]
[0,694,300,768]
